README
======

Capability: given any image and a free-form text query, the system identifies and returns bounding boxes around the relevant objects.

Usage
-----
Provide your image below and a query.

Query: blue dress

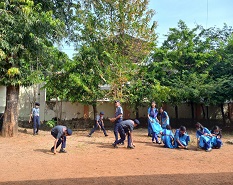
[161,111,170,129]
[161,129,174,148]
[174,129,190,148]
[210,130,223,148]
[148,107,162,134]
[196,128,212,150]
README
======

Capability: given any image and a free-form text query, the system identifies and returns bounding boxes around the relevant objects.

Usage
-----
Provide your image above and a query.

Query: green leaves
[0,0,66,87]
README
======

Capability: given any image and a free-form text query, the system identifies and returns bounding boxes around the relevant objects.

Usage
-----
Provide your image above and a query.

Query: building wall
[0,85,231,122]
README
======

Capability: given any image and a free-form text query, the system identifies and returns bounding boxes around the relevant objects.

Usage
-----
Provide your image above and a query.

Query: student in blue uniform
[159,107,170,129]
[147,101,158,136]
[211,125,223,149]
[161,125,174,148]
[174,126,190,149]
[112,119,140,149]
[195,122,212,152]
[29,102,40,135]
[51,125,72,154]
[148,101,162,143]
[109,100,123,143]
[88,111,108,137]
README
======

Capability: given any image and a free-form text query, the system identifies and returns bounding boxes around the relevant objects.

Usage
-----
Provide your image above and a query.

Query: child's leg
[33,116,37,134]
[36,116,40,133]
[216,139,222,148]
[127,133,131,147]
[61,136,66,149]
[114,125,125,145]
[148,120,152,136]
[89,124,98,135]
[114,122,120,142]
[152,132,159,143]
[100,125,108,136]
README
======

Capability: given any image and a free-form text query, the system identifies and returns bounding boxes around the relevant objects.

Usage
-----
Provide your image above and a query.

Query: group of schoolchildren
[147,101,223,152]
[30,100,223,154]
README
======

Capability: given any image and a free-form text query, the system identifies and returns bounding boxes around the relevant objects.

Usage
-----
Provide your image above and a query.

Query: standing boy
[112,119,140,149]
[109,100,123,142]
[51,125,72,154]
[29,102,40,135]
[88,111,108,137]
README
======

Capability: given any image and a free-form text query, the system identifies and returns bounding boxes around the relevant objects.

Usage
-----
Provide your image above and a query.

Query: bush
[45,120,56,128]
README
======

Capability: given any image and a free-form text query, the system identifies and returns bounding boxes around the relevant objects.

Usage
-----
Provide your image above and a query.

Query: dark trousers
[89,123,107,136]
[115,125,131,147]
[148,119,152,136]
[215,138,222,148]
[33,116,40,134]
[114,119,123,142]
[51,131,66,149]
[152,132,159,143]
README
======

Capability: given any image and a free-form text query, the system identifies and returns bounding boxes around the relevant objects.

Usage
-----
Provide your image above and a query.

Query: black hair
[195,122,204,130]
[166,125,171,130]
[151,101,156,108]
[180,126,186,132]
[212,125,220,131]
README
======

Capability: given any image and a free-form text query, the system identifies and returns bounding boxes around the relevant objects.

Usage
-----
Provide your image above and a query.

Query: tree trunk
[228,103,232,124]
[201,104,206,119]
[135,104,139,119]
[92,102,97,124]
[2,85,19,137]
[191,101,194,119]
[206,106,209,120]
[59,99,63,121]
[220,103,226,126]
[175,105,178,119]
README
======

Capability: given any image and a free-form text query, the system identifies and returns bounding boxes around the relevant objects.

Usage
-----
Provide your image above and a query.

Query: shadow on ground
[1,172,233,185]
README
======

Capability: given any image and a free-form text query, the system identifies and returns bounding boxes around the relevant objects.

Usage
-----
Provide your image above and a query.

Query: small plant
[46,120,56,128]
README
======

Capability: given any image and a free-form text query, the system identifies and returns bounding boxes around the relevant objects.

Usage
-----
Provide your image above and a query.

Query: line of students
[49,100,223,154]
[151,121,222,151]
[147,101,223,151]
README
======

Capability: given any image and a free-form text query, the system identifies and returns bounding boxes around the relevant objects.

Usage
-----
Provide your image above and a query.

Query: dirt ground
[0,127,233,185]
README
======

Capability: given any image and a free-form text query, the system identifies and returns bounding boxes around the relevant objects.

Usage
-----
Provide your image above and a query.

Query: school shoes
[105,134,108,137]
[59,148,67,153]
[206,148,212,152]
[87,134,91,137]
[112,143,118,148]
[127,146,134,149]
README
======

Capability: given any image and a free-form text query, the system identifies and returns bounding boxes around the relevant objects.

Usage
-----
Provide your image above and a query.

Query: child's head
[179,126,186,134]
[35,102,40,108]
[151,101,156,108]
[114,100,120,107]
[212,125,220,133]
[195,122,204,130]
[159,107,164,113]
[133,119,140,127]
[166,125,171,130]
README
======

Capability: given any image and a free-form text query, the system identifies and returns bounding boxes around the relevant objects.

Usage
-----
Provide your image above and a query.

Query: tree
[0,1,66,136]
[155,20,233,121]
[61,0,157,118]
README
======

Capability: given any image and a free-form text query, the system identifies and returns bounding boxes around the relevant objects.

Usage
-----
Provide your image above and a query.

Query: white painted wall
[0,84,230,121]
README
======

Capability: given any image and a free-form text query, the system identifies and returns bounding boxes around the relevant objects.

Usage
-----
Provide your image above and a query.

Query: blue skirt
[199,135,212,148]
[161,130,174,148]
[161,118,170,129]
[150,118,163,134]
